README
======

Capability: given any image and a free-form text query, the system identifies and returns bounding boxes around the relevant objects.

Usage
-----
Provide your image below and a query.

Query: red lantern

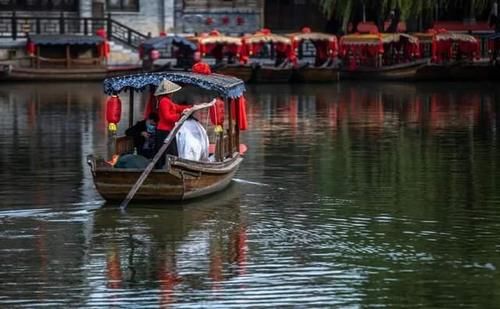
[150,49,160,60]
[209,98,225,126]
[106,95,122,132]
[221,16,229,25]
[236,16,244,25]
[95,28,107,39]
[192,62,212,74]
[231,96,247,130]
[26,40,35,56]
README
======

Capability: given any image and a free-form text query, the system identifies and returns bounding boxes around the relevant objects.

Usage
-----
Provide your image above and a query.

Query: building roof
[28,35,104,46]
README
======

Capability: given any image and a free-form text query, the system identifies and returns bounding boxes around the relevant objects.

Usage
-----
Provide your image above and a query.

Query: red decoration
[95,28,110,58]
[231,96,248,130]
[209,29,220,36]
[259,28,271,35]
[143,92,155,120]
[150,49,160,60]
[221,16,229,25]
[106,95,122,128]
[210,98,225,126]
[301,27,311,33]
[26,40,35,56]
[192,62,212,74]
[95,28,107,39]
[236,16,244,26]
[205,17,213,25]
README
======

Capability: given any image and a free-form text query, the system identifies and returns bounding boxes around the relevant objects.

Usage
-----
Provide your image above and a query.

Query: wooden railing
[0,12,149,49]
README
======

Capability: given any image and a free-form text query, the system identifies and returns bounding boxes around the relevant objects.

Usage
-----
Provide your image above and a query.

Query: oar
[120,99,216,210]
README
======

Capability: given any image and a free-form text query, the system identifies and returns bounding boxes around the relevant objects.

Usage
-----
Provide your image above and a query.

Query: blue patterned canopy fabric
[29,35,104,46]
[141,36,197,53]
[103,71,246,98]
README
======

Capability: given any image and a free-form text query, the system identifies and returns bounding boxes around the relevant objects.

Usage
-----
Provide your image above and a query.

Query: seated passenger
[176,117,209,161]
[125,112,159,159]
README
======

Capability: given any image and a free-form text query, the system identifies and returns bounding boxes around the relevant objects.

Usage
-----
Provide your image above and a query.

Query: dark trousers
[154,129,178,169]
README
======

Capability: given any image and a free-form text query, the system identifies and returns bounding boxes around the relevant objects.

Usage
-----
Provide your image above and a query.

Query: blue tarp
[141,36,197,53]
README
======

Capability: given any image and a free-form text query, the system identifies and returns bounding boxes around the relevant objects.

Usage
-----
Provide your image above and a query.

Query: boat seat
[115,135,134,155]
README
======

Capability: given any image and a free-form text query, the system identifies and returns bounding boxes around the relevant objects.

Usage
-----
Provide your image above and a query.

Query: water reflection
[87,184,246,307]
[1,81,500,307]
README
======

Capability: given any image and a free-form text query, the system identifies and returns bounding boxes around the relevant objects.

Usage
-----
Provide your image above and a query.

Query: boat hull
[253,65,293,83]
[0,65,143,81]
[292,66,339,82]
[340,60,427,81]
[88,155,243,202]
[213,65,253,82]
[415,63,500,81]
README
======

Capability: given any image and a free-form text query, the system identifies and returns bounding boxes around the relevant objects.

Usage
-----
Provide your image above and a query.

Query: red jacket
[157,96,190,131]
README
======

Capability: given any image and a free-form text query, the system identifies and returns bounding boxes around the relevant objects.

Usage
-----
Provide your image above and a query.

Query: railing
[0,12,148,49]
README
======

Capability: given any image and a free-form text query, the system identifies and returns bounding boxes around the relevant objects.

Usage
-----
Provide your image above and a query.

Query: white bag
[176,119,209,161]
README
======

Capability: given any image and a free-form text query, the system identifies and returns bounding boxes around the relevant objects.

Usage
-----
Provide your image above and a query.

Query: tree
[319,0,492,33]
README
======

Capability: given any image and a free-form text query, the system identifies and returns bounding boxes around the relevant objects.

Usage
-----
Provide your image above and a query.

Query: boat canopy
[194,31,242,46]
[243,29,291,45]
[28,34,104,46]
[103,71,246,98]
[192,31,246,63]
[340,33,418,46]
[412,32,435,44]
[288,31,337,44]
[140,35,197,53]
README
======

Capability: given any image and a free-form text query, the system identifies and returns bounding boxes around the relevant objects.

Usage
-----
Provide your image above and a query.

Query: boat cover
[28,35,104,46]
[104,71,246,98]
[141,36,197,53]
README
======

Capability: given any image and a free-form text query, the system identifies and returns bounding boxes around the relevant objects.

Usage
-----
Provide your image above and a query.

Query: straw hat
[154,79,182,96]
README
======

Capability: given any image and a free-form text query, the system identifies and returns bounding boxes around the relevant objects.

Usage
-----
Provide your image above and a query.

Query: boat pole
[129,89,134,128]
[119,99,216,210]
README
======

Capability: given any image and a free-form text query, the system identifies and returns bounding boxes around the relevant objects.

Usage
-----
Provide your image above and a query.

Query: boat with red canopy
[339,32,425,80]
[287,27,339,82]
[87,66,248,202]
[191,30,252,82]
[414,29,486,80]
[243,28,295,83]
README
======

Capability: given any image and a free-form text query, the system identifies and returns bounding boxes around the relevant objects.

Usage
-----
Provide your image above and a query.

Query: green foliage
[319,0,492,31]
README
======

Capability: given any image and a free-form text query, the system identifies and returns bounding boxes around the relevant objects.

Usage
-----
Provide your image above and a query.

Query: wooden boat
[87,71,248,202]
[191,31,253,82]
[139,35,198,71]
[287,28,339,82]
[413,30,483,81]
[0,34,142,81]
[0,64,142,81]
[341,59,428,80]
[243,29,294,83]
[339,33,425,81]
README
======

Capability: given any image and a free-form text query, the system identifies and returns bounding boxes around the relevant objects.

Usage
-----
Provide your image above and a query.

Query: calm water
[1,81,500,307]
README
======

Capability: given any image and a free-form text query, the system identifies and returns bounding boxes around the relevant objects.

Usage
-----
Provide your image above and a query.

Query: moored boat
[287,27,339,82]
[191,30,253,82]
[414,30,483,81]
[138,34,198,71]
[243,29,294,83]
[87,70,248,203]
[339,32,425,81]
[0,34,142,81]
